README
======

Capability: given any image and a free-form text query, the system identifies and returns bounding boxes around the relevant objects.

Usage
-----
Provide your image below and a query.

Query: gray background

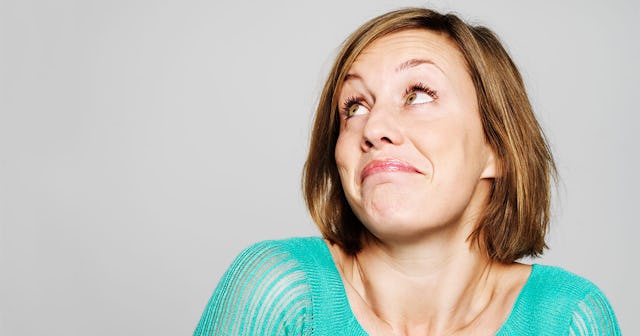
[1,0,637,335]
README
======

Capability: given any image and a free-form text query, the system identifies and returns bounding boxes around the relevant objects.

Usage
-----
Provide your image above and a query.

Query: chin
[366,222,438,245]
[360,210,436,240]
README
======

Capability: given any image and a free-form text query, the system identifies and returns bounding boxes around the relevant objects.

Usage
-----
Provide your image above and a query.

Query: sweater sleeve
[194,241,313,336]
[568,288,621,336]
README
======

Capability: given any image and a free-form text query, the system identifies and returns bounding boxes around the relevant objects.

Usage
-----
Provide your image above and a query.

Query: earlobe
[480,148,499,179]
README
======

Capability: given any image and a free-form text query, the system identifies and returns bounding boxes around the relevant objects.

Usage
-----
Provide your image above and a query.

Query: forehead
[348,29,467,76]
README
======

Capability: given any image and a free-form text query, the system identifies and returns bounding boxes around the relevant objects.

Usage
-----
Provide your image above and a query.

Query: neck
[349,232,501,335]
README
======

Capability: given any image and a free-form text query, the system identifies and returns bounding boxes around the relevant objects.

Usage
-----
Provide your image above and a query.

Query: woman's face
[335,29,496,243]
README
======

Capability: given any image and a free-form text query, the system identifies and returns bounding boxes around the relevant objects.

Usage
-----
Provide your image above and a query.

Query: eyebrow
[343,73,361,82]
[394,58,437,72]
[343,58,439,82]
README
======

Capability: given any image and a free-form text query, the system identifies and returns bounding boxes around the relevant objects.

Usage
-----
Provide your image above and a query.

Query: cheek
[404,122,444,173]
[407,118,482,181]
[334,133,356,185]
[334,134,349,170]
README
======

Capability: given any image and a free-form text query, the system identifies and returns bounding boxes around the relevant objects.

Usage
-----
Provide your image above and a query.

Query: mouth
[360,158,421,183]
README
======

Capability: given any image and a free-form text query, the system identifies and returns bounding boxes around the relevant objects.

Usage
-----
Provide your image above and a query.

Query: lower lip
[361,161,418,182]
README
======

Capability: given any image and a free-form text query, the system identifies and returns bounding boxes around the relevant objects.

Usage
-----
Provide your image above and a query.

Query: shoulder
[234,237,332,270]
[220,237,332,301]
[532,265,621,335]
[194,237,327,336]
[501,264,621,335]
[526,265,602,303]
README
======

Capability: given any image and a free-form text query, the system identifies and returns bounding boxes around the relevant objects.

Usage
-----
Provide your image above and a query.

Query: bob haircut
[303,7,556,263]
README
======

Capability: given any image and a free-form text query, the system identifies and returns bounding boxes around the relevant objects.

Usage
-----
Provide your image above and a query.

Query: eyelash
[406,82,438,100]
[341,96,364,117]
[340,82,438,118]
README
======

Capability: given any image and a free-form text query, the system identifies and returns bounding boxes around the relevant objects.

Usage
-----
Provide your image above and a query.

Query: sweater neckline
[312,237,537,335]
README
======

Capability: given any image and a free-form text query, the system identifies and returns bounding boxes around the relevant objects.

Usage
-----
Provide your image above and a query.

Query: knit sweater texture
[194,237,620,335]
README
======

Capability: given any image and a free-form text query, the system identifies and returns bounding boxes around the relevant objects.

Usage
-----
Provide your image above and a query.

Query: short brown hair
[302,8,556,263]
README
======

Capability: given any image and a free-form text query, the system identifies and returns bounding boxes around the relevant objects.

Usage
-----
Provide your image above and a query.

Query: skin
[331,29,531,335]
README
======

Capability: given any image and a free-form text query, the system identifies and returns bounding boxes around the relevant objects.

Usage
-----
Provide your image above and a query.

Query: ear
[480,146,499,179]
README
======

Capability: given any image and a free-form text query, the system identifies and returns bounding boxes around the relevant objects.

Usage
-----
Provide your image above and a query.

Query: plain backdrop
[1,0,638,335]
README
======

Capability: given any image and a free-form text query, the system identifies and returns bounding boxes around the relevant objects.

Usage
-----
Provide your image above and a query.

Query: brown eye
[406,92,417,104]
[348,104,359,116]
[406,91,434,105]
[347,104,368,117]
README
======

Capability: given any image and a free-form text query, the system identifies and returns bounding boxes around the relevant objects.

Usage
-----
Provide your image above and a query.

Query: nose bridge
[362,101,401,149]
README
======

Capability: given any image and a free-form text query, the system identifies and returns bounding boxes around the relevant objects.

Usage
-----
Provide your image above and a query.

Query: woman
[195,8,620,335]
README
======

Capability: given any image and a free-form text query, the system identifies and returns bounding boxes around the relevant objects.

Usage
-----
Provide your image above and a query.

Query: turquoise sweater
[194,237,620,335]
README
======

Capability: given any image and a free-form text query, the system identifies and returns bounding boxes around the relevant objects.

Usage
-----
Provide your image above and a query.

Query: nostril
[381,136,392,144]
[365,140,374,148]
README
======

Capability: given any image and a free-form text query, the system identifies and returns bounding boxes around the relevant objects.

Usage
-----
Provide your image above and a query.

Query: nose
[361,105,403,152]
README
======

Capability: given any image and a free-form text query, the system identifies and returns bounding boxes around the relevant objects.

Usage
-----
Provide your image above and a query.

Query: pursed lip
[360,158,420,183]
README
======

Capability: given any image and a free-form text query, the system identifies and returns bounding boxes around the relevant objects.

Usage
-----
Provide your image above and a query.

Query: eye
[406,91,434,105]
[347,103,369,117]
[405,83,437,106]
[341,96,369,118]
